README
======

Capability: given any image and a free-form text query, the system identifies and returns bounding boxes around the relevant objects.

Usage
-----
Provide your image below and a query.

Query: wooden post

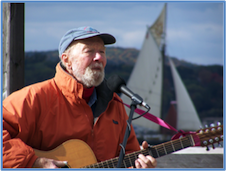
[2,3,24,99]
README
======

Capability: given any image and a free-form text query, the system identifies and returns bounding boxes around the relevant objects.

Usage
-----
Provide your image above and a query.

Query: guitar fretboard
[149,135,193,158]
[84,134,194,168]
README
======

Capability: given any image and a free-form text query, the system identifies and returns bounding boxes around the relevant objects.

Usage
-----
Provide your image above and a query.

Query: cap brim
[74,33,116,45]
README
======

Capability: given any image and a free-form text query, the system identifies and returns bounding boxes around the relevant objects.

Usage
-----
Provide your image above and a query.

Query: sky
[24,1,224,66]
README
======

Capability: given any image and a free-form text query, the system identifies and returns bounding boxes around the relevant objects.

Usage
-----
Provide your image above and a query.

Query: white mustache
[89,63,103,70]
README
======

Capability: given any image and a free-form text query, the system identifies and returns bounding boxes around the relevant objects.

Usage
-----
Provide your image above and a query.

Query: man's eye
[86,50,93,53]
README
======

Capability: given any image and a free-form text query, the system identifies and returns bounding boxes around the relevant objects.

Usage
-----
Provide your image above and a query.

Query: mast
[160,3,167,121]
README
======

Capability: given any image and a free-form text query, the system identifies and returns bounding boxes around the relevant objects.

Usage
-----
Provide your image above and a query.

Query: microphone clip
[131,94,143,106]
[131,94,150,110]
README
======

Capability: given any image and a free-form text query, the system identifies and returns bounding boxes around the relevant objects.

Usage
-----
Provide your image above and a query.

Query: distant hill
[25,47,223,121]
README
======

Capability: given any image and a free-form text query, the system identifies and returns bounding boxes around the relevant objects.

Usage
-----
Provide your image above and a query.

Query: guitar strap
[114,97,199,144]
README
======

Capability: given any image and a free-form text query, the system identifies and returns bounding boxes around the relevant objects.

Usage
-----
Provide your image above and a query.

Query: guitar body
[34,139,97,168]
[34,125,223,168]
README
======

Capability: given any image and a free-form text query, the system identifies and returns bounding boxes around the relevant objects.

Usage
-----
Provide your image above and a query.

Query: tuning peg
[211,127,216,132]
[217,122,221,126]
[218,127,222,131]
[199,129,204,134]
[215,137,219,141]
[209,139,214,144]
[205,125,208,128]
[205,128,209,133]
[203,141,208,146]
[210,123,215,127]
[218,142,222,147]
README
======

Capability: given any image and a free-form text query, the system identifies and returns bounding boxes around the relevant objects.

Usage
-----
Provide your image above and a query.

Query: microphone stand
[116,94,143,168]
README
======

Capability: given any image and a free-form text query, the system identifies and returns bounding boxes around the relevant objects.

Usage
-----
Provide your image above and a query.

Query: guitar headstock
[196,123,223,150]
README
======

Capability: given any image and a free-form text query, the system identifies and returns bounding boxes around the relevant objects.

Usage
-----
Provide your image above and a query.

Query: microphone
[107,75,150,109]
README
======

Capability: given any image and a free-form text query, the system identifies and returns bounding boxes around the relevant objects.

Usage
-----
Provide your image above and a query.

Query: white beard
[72,63,105,88]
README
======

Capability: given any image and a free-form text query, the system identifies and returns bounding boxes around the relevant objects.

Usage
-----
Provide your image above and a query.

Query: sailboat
[120,4,202,137]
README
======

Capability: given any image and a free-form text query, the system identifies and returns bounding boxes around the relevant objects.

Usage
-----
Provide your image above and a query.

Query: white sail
[121,4,202,133]
[168,58,202,131]
[150,3,167,47]
[121,5,167,131]
[120,27,163,131]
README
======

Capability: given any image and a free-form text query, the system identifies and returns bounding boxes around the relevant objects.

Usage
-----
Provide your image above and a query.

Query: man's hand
[134,141,157,168]
[32,157,68,168]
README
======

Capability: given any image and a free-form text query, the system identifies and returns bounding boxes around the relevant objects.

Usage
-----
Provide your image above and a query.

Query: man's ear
[61,53,72,71]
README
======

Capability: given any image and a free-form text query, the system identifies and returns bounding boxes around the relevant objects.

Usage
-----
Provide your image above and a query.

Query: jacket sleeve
[3,89,39,168]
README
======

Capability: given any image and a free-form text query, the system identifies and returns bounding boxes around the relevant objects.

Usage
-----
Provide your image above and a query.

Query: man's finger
[146,155,157,168]
[53,160,68,168]
[142,141,149,149]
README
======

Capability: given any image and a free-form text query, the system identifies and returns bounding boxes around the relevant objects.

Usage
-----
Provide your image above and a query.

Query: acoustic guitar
[34,124,223,168]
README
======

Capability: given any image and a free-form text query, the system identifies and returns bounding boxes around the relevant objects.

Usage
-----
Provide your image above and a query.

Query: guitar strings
[85,128,223,168]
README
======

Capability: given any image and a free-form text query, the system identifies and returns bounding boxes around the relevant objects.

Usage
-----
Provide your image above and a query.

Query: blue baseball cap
[58,26,116,56]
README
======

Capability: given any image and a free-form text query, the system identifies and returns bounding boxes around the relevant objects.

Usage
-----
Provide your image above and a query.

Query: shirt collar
[88,88,97,107]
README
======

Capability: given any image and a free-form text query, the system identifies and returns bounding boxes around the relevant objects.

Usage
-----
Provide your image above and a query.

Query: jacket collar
[54,62,84,100]
[95,78,114,117]
[54,62,114,115]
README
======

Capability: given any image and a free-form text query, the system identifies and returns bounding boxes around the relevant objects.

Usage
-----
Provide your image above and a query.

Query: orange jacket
[3,63,140,168]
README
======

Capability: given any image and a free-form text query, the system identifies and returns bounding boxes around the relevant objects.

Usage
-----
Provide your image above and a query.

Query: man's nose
[93,52,105,62]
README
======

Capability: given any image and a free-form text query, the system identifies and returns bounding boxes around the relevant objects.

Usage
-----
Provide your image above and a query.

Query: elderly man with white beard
[3,26,157,168]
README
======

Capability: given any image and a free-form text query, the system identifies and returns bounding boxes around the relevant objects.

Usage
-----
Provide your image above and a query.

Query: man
[3,26,157,168]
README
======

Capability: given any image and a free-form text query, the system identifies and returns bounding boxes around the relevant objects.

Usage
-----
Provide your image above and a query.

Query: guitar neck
[84,134,195,168]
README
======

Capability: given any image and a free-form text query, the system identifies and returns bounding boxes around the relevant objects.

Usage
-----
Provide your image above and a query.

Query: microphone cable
[132,105,150,121]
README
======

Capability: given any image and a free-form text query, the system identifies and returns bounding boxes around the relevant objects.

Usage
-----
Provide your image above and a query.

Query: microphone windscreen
[107,75,126,93]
